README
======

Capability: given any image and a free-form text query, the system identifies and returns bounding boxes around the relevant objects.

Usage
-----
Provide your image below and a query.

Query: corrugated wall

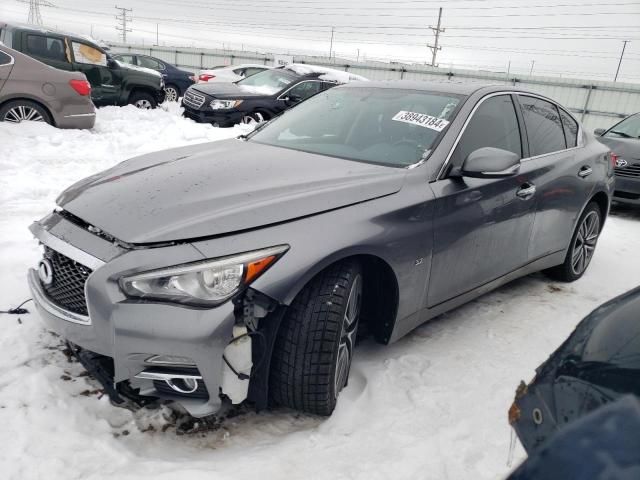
[109,43,640,131]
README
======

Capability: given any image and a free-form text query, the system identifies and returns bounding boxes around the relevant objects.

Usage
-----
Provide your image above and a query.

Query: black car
[0,22,165,109]
[181,64,368,127]
[112,53,195,102]
[595,113,640,206]
[509,286,640,453]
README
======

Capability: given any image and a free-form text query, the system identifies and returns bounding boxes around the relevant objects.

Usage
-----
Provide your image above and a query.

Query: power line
[115,5,132,43]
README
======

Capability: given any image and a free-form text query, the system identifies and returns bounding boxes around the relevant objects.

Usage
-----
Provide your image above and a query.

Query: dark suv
[0,22,165,108]
[182,64,367,126]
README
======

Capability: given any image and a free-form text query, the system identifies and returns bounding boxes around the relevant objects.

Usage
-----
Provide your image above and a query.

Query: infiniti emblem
[38,258,54,286]
[616,158,628,168]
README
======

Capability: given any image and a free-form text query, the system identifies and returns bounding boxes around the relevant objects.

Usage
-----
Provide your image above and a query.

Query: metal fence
[109,42,640,131]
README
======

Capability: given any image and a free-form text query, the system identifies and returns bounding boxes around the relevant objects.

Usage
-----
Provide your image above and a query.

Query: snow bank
[1,103,640,480]
[285,63,369,83]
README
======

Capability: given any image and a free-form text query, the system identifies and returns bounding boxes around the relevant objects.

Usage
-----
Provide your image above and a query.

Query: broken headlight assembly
[119,245,288,307]
[210,99,243,110]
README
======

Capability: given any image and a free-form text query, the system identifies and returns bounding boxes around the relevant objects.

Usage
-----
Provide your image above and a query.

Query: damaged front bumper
[27,211,281,417]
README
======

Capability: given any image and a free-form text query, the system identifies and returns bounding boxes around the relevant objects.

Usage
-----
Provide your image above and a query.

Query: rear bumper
[55,111,96,130]
[613,175,640,205]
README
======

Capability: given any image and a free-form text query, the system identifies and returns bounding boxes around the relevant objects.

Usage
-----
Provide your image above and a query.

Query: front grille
[183,89,206,109]
[615,161,640,178]
[41,247,92,315]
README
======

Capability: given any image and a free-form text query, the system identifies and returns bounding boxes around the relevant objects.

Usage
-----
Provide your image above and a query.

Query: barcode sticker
[392,111,450,131]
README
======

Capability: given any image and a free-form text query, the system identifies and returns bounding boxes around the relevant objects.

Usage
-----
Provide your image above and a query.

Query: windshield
[236,68,299,95]
[605,114,640,139]
[250,87,462,167]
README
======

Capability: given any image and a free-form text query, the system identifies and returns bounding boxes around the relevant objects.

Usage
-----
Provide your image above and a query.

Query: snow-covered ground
[1,105,640,480]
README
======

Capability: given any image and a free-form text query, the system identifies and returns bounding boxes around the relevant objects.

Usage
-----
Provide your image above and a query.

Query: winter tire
[545,202,602,282]
[129,91,157,109]
[270,260,363,416]
[0,100,52,125]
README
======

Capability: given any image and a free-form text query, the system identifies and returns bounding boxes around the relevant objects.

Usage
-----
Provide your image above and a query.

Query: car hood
[597,136,640,162]
[192,82,273,99]
[56,140,407,244]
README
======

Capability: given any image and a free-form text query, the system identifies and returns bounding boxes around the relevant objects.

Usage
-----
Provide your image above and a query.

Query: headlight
[119,245,288,307]
[210,99,243,110]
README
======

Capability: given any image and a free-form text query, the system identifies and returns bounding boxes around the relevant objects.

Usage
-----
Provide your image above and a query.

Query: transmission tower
[27,0,44,25]
[115,6,133,43]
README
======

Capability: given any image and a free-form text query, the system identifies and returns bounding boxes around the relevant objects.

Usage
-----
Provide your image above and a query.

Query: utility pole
[115,6,132,43]
[156,23,159,45]
[27,0,44,25]
[614,40,629,82]
[329,27,335,59]
[356,48,360,62]
[529,60,535,76]
[427,7,444,67]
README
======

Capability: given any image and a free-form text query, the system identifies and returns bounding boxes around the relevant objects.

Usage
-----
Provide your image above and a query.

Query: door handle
[578,166,593,178]
[516,183,536,200]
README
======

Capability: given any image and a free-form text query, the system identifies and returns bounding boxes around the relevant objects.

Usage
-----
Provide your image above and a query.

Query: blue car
[112,53,195,102]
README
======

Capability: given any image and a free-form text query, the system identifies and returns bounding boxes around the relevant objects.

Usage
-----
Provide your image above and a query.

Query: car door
[69,39,121,106]
[427,93,538,307]
[515,95,591,259]
[21,32,72,71]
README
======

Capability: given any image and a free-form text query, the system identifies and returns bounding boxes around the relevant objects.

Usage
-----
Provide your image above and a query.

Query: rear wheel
[164,84,180,102]
[270,261,363,416]
[545,202,602,282]
[0,100,52,125]
[129,91,157,109]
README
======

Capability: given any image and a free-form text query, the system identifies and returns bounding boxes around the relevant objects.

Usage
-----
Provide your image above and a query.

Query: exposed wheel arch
[590,191,610,226]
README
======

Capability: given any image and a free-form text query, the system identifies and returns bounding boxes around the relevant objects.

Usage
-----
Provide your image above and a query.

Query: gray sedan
[0,44,95,129]
[27,82,613,419]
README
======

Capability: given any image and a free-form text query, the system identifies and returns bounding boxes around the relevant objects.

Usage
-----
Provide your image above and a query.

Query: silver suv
[0,43,95,129]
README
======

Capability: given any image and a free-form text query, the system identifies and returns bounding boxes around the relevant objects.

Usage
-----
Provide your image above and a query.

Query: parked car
[0,43,95,128]
[595,113,640,205]
[198,64,271,83]
[112,53,195,102]
[28,82,612,420]
[182,63,368,126]
[509,286,640,454]
[0,22,165,109]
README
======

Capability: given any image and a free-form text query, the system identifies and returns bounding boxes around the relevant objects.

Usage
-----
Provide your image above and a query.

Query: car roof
[0,21,105,50]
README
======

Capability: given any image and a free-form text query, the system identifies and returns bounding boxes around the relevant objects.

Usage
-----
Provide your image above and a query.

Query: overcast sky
[2,0,640,82]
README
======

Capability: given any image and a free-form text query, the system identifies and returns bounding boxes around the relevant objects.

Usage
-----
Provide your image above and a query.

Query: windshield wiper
[610,130,634,138]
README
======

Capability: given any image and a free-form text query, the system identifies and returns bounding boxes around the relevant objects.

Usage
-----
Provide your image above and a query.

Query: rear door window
[0,51,12,65]
[451,94,522,167]
[559,109,579,147]
[26,34,67,62]
[519,96,567,156]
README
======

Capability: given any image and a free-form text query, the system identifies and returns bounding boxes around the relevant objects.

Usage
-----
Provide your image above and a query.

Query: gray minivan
[0,43,95,129]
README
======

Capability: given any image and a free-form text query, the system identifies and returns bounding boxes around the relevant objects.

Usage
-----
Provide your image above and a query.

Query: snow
[285,63,369,83]
[2,105,640,480]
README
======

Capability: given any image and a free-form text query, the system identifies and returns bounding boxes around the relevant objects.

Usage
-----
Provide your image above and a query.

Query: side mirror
[594,128,606,136]
[286,93,302,104]
[460,147,521,178]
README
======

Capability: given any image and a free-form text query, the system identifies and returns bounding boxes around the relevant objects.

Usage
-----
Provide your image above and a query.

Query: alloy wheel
[3,105,45,123]
[334,274,362,397]
[135,99,153,109]
[241,112,265,125]
[571,211,600,276]
[164,87,179,102]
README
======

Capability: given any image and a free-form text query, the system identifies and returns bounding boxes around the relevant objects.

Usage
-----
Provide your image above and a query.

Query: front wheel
[545,202,602,282]
[270,260,363,416]
[240,111,268,125]
[129,91,157,109]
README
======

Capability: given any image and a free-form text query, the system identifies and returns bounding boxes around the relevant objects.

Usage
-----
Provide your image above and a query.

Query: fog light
[145,354,196,366]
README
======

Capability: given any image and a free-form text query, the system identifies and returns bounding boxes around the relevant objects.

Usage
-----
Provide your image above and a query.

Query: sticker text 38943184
[392,111,450,131]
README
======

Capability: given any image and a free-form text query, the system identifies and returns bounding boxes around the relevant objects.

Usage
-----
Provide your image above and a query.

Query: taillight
[198,73,215,82]
[69,79,91,96]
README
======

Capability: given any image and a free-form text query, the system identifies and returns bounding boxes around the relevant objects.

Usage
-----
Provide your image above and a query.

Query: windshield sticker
[392,111,450,131]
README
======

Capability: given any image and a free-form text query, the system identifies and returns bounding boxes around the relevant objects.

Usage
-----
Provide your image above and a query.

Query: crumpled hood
[57,140,406,244]
[192,82,270,99]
